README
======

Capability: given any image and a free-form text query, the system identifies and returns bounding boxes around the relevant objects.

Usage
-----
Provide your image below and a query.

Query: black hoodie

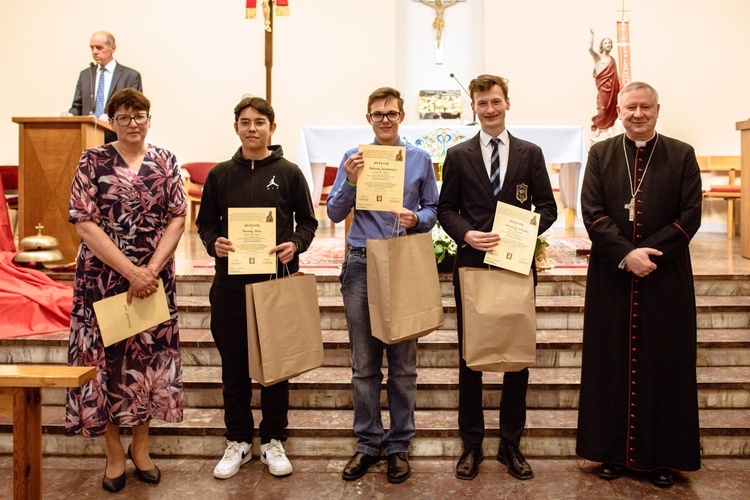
[197,145,318,290]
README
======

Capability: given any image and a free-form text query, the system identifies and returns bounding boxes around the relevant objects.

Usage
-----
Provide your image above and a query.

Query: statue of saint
[418,0,459,49]
[589,28,620,133]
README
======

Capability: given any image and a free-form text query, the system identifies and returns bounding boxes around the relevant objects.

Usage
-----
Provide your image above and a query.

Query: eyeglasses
[369,111,401,122]
[114,113,150,126]
[237,118,269,129]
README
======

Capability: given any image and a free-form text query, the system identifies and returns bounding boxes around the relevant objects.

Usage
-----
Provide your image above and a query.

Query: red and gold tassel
[276,0,290,16]
[245,0,257,19]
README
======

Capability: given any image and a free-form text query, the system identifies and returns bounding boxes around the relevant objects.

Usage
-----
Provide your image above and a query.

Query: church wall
[0,0,747,232]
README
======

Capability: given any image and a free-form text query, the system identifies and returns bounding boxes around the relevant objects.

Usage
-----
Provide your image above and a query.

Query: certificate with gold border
[355,144,405,212]
[483,201,540,275]
[228,207,277,275]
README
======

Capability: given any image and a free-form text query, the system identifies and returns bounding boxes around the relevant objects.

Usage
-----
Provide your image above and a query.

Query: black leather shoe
[599,463,627,480]
[128,444,161,484]
[342,451,380,481]
[497,443,534,480]
[102,459,126,493]
[386,452,411,484]
[650,468,674,488]
[455,449,483,480]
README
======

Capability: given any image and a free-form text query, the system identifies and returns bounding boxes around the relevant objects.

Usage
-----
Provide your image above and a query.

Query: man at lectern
[63,31,142,142]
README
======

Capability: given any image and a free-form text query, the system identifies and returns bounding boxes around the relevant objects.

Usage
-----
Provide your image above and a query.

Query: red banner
[276,0,289,16]
[246,0,257,19]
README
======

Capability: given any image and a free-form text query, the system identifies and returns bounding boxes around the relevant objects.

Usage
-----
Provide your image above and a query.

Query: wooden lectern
[11,117,113,263]
[737,119,750,259]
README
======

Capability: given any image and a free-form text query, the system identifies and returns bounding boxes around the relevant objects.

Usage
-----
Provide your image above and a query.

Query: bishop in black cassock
[576,82,702,487]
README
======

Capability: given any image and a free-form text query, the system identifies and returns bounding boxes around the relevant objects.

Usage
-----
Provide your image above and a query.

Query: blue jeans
[340,247,417,456]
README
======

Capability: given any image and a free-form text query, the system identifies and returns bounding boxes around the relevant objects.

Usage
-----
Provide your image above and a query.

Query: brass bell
[14,223,64,264]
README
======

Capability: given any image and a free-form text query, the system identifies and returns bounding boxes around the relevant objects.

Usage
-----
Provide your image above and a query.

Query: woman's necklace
[622,132,658,221]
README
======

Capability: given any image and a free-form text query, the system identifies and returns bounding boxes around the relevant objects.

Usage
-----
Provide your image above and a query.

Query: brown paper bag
[246,272,324,386]
[459,267,536,372]
[366,232,444,344]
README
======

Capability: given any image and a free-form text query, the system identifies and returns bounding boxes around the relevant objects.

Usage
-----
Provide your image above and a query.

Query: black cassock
[576,133,702,472]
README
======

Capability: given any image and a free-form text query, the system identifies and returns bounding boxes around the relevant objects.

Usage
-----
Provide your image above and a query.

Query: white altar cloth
[296,125,587,214]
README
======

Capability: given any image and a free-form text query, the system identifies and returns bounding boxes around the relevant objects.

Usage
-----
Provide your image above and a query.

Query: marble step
[48,271,750,299]
[34,365,750,410]
[175,294,750,331]
[0,407,746,458]
[4,329,750,368]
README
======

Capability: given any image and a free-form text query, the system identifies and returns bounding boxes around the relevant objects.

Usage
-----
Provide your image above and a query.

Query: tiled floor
[1,455,748,498]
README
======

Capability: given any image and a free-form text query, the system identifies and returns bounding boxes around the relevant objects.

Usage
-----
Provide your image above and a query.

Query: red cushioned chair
[0,165,19,209]
[319,165,338,205]
[181,162,217,233]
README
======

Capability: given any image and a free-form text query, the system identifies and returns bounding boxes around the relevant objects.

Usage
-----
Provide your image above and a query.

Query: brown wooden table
[0,365,96,499]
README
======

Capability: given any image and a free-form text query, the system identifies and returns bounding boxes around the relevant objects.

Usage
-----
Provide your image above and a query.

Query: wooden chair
[699,156,741,238]
[181,162,217,233]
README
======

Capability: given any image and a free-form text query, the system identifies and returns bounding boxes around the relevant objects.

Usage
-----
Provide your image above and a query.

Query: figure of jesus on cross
[418,0,459,49]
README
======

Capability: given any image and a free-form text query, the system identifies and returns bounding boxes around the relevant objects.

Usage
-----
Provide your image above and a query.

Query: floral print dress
[66,144,186,437]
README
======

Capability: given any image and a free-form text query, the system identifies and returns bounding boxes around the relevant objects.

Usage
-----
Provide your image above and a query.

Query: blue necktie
[490,138,501,196]
[94,68,106,117]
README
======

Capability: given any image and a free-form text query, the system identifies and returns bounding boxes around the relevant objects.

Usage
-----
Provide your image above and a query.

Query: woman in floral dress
[66,88,186,493]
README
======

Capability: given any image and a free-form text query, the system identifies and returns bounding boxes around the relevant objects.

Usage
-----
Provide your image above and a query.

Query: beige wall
[1,0,748,230]
[484,0,750,155]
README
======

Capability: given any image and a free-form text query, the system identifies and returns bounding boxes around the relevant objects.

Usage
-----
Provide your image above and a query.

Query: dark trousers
[209,284,289,444]
[455,284,529,452]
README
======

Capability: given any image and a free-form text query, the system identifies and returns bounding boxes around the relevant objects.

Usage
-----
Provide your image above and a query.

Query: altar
[296,125,587,221]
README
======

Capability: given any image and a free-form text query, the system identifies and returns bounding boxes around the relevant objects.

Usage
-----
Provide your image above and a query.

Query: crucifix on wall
[245,0,290,103]
[415,0,465,64]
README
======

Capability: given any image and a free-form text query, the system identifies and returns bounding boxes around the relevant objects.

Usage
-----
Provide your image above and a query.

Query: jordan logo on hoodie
[267,175,279,190]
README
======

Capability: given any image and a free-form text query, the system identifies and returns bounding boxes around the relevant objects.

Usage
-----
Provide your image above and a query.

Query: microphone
[88,62,100,140]
[88,63,96,116]
[450,73,476,125]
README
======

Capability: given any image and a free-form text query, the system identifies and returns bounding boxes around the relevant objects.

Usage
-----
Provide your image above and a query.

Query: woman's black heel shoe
[102,459,126,493]
[128,444,161,484]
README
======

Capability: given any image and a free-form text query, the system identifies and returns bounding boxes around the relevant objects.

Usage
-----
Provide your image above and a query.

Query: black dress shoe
[342,451,380,481]
[650,468,674,488]
[599,463,627,480]
[128,444,161,484]
[497,443,534,480]
[387,452,411,484]
[455,449,483,480]
[102,459,126,493]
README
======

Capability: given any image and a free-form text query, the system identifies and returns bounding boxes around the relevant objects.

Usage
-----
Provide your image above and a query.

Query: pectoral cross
[625,198,635,221]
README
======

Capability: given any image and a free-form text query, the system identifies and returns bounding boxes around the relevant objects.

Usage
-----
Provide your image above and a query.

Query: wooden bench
[0,365,96,500]
[699,156,741,238]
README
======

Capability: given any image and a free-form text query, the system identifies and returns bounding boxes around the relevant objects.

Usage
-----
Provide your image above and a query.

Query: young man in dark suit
[437,74,557,481]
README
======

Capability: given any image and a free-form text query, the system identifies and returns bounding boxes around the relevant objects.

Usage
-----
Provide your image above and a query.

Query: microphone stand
[450,73,476,125]
[89,62,99,138]
[88,63,96,116]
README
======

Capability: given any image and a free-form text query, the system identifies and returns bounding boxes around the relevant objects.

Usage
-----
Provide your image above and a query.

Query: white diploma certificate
[93,279,170,347]
[228,207,277,275]
[355,144,406,212]
[483,201,540,275]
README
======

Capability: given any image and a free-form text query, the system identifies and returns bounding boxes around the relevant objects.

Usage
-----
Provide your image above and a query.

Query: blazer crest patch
[516,183,528,203]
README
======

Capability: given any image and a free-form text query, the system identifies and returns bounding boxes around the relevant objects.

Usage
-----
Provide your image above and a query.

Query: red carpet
[299,238,345,268]
[544,237,590,268]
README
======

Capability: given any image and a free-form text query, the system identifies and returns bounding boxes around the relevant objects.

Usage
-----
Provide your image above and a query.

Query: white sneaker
[260,439,293,476]
[213,440,252,479]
